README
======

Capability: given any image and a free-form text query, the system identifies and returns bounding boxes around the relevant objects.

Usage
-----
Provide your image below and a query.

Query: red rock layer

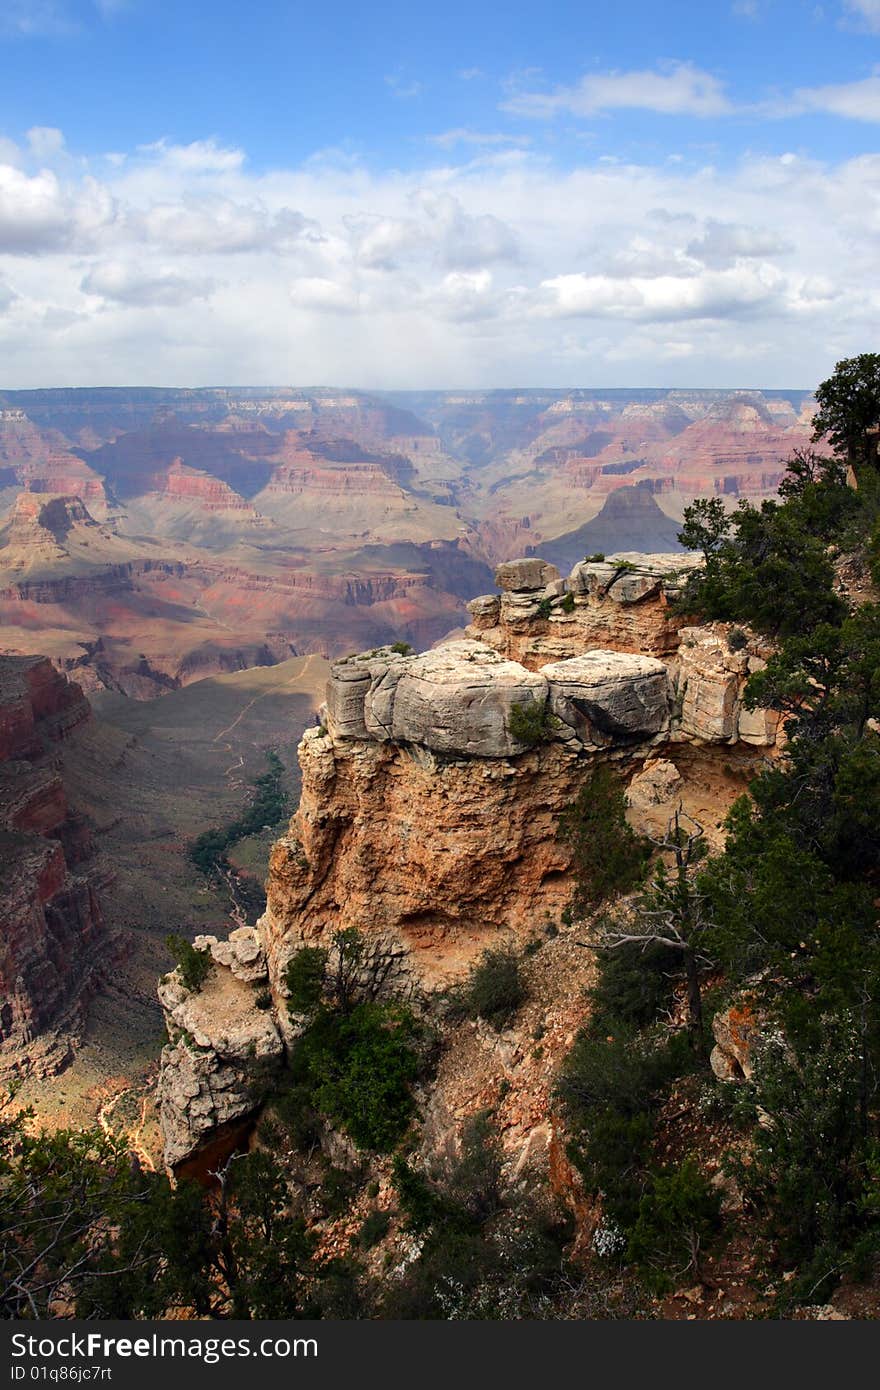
[0,656,114,1077]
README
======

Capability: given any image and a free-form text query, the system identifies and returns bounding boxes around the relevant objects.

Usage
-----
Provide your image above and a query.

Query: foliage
[390,641,413,655]
[284,946,328,1014]
[507,698,557,747]
[558,765,651,915]
[730,1023,880,1303]
[164,933,212,993]
[0,1101,332,1320]
[678,496,846,638]
[288,1001,422,1151]
[453,947,527,1029]
[357,1208,392,1249]
[188,748,289,884]
[560,591,576,613]
[626,1160,721,1292]
[387,1114,573,1318]
[811,353,880,471]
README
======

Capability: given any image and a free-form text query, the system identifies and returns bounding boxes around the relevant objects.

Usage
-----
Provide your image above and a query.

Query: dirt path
[212,653,322,745]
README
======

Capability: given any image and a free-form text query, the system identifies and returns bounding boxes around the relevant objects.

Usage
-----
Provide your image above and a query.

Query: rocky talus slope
[157,550,781,1170]
[0,656,117,1077]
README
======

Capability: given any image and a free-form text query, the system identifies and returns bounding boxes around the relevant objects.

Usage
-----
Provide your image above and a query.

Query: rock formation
[157,928,284,1169]
[157,548,782,1168]
[0,656,116,1077]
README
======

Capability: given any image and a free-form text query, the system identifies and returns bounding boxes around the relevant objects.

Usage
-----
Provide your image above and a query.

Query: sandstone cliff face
[0,656,114,1077]
[157,550,781,1167]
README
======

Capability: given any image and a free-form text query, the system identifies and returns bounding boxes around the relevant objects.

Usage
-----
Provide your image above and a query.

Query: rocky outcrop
[0,656,114,1077]
[157,548,783,1167]
[467,553,700,667]
[677,626,780,746]
[157,928,284,1169]
[710,999,768,1083]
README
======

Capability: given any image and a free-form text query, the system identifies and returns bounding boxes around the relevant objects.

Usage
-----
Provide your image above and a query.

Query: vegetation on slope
[555,355,880,1305]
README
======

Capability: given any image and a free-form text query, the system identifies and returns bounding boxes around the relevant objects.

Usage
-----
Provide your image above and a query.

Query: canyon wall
[0,656,116,1077]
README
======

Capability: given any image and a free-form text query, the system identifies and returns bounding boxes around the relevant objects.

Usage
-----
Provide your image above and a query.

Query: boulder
[710,1000,764,1083]
[200,926,268,984]
[494,558,560,593]
[626,758,683,808]
[737,704,780,747]
[567,560,619,596]
[466,594,501,627]
[677,628,740,742]
[325,648,412,740]
[541,651,671,746]
[390,640,549,758]
[606,569,662,605]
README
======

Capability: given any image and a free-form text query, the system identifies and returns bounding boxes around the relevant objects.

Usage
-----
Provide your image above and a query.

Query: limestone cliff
[157,549,780,1168]
[0,656,116,1077]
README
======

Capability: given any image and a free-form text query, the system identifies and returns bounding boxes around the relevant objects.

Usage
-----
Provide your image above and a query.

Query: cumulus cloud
[0,130,877,389]
[504,61,732,119]
[0,164,117,252]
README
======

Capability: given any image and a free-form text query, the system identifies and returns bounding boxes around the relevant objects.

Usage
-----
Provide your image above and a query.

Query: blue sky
[0,0,879,387]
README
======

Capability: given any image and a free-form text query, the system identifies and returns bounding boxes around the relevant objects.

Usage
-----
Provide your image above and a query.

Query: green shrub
[164,934,212,993]
[457,947,527,1029]
[319,1164,365,1218]
[558,766,652,914]
[585,552,605,562]
[284,946,328,1013]
[507,699,556,747]
[727,626,748,652]
[586,937,681,1037]
[560,591,576,613]
[626,1160,721,1292]
[536,596,554,619]
[390,641,413,655]
[289,1002,422,1151]
[357,1208,392,1249]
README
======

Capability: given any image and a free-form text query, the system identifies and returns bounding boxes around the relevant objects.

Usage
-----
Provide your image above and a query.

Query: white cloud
[288,275,362,314]
[81,260,216,306]
[686,219,791,267]
[504,61,732,119]
[384,75,424,100]
[842,0,880,31]
[138,139,245,174]
[0,2,74,37]
[0,164,114,253]
[0,132,878,389]
[26,127,66,161]
[537,263,786,322]
[428,129,529,149]
[792,71,880,121]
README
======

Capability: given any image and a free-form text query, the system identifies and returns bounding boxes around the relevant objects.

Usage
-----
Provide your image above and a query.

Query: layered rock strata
[0,656,113,1076]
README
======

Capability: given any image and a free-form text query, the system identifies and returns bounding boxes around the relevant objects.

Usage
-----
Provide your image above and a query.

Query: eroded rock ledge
[158,551,782,1168]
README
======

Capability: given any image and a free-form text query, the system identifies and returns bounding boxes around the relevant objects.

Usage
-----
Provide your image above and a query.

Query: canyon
[157,548,779,1177]
[0,387,819,696]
